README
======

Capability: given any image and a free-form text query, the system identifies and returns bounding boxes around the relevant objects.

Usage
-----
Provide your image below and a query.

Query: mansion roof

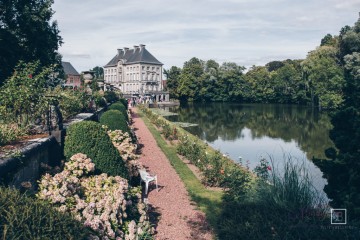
[61,61,80,75]
[104,45,163,67]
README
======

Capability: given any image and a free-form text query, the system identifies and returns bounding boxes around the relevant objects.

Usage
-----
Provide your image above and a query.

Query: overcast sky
[52,0,360,73]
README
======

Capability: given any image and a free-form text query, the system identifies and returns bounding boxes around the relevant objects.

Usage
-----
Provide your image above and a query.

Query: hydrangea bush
[107,129,141,178]
[37,153,152,239]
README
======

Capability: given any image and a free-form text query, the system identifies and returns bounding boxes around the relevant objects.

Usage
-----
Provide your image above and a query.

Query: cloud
[62,53,91,59]
[52,0,360,71]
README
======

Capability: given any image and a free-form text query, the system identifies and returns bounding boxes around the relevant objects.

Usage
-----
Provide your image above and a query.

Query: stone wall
[0,106,107,192]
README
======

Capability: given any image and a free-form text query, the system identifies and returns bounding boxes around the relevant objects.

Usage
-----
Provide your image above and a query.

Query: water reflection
[167,103,334,160]
[165,103,334,195]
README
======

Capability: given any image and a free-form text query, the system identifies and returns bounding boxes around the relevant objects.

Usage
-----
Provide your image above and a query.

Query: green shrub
[40,86,90,120]
[0,123,26,146]
[104,91,119,103]
[118,98,128,110]
[100,109,129,133]
[0,186,92,239]
[109,102,127,115]
[218,157,360,240]
[64,121,129,179]
[93,92,107,108]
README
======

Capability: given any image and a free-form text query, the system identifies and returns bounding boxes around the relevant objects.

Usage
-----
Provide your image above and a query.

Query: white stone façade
[104,44,163,94]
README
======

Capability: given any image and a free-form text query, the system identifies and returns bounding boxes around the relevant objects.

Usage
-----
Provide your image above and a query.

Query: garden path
[131,108,213,240]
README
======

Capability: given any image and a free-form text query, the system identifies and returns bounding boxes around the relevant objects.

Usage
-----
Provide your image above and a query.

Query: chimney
[117,48,123,55]
[123,47,129,53]
[134,45,139,50]
[139,44,146,49]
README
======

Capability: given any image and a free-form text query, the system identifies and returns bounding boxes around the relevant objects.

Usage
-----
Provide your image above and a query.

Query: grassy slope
[137,110,223,232]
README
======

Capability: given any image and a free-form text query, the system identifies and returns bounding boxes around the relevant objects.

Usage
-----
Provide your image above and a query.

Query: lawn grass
[137,109,223,232]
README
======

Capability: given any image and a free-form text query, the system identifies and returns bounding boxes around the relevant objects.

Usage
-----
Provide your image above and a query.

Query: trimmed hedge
[109,102,127,116]
[0,186,91,239]
[100,109,129,133]
[104,91,119,103]
[64,121,129,179]
[118,98,128,110]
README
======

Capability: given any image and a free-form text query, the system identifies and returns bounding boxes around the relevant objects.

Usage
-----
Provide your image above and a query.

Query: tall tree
[320,33,338,47]
[90,66,104,80]
[245,66,273,102]
[314,17,360,225]
[0,0,62,85]
[270,62,303,103]
[301,46,345,110]
[164,66,181,98]
[176,57,204,102]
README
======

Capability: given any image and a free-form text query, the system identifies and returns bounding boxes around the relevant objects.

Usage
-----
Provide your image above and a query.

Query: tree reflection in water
[164,102,334,195]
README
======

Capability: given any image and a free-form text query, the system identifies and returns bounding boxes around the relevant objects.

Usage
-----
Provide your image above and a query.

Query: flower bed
[38,153,152,239]
[107,129,141,178]
[138,105,252,188]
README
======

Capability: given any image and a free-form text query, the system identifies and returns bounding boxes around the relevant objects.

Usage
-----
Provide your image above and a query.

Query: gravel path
[131,109,213,240]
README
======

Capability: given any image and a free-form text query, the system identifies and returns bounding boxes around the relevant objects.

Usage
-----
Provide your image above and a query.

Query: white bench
[139,169,158,195]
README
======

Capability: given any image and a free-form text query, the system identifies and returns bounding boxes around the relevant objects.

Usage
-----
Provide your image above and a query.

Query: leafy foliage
[218,157,359,240]
[109,102,128,116]
[0,0,63,85]
[0,61,55,124]
[64,121,129,179]
[0,186,91,239]
[100,109,129,133]
[301,46,345,109]
[104,91,119,103]
[118,98,129,110]
[0,123,27,146]
[41,86,91,120]
[314,17,360,226]
[93,91,107,108]
[90,66,104,79]
[165,45,346,109]
[164,66,181,98]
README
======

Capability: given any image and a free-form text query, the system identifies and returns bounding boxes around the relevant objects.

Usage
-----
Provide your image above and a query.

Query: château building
[104,44,163,94]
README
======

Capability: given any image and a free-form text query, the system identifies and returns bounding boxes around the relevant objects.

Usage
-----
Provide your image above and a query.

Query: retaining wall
[0,107,107,191]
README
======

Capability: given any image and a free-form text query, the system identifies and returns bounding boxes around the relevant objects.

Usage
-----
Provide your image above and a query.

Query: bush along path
[131,108,213,240]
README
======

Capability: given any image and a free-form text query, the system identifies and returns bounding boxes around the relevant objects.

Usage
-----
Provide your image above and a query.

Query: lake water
[164,103,334,195]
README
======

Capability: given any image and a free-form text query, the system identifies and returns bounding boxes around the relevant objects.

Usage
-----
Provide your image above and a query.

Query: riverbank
[132,108,216,239]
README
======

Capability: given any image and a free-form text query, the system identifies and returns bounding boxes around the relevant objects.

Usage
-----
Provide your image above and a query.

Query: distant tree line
[165,21,360,110]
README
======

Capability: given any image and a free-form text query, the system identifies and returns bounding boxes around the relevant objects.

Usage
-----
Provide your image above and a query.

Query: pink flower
[267,166,272,171]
